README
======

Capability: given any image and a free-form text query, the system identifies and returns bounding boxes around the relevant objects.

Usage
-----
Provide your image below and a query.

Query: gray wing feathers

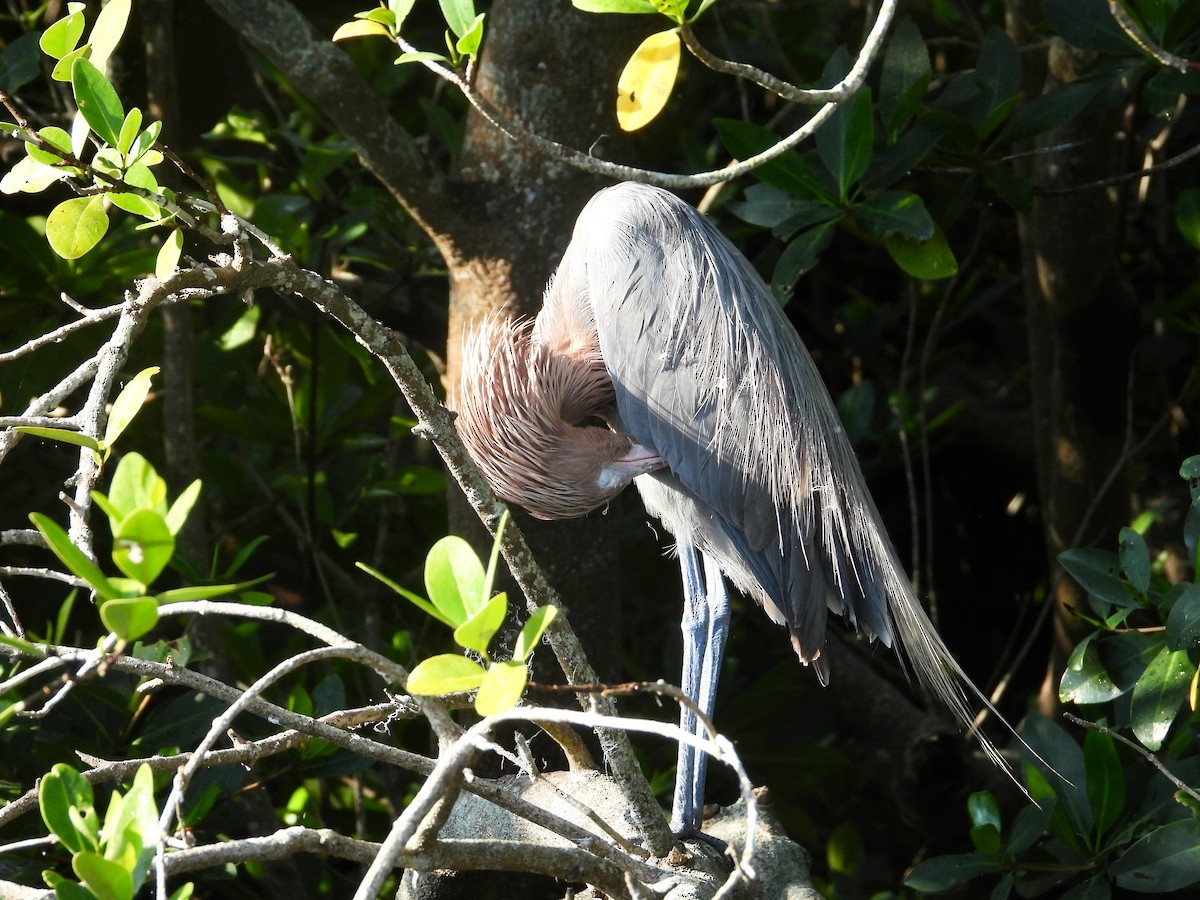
[548,183,1009,766]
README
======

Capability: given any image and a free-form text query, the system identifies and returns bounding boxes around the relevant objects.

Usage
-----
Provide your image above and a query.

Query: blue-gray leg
[670,545,732,837]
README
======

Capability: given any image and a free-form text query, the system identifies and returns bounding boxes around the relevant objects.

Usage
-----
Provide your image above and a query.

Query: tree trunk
[1008,6,1139,713]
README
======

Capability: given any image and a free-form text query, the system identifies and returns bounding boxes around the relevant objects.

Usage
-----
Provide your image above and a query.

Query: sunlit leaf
[164,479,201,536]
[453,593,507,655]
[156,229,183,280]
[616,29,680,132]
[13,426,101,451]
[88,0,131,72]
[29,512,121,600]
[514,605,558,661]
[438,0,477,37]
[100,596,159,642]
[356,561,455,628]
[104,367,160,448]
[117,107,142,156]
[474,659,528,715]
[425,535,485,624]
[884,224,958,280]
[112,508,174,586]
[333,20,391,41]
[39,764,96,854]
[46,196,109,259]
[406,654,487,695]
[72,57,125,146]
[454,12,486,58]
[0,155,62,195]
[571,0,658,12]
[73,850,134,900]
[39,9,86,60]
[1130,646,1192,750]
[26,126,74,166]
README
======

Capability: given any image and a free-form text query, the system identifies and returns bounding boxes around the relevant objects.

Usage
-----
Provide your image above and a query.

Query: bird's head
[453,316,663,520]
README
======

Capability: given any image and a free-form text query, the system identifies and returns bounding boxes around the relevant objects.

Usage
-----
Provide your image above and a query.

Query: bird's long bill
[597,443,665,490]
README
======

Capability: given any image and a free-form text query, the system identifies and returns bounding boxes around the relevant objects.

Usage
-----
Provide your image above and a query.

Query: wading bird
[454,182,1002,836]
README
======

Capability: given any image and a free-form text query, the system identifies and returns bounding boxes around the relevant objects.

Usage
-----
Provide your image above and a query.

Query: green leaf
[968,791,1001,831]
[127,120,161,166]
[156,229,184,280]
[481,509,509,609]
[46,196,109,259]
[406,654,487,695]
[1022,714,1093,838]
[1110,817,1200,891]
[39,764,96,854]
[394,51,450,66]
[1118,526,1150,595]
[101,766,156,892]
[438,0,476,37]
[40,9,87,60]
[1165,584,1200,651]
[884,223,957,280]
[1177,190,1200,249]
[71,57,125,147]
[27,126,75,166]
[356,562,455,628]
[0,155,62,195]
[108,162,162,218]
[217,303,261,351]
[816,87,874,200]
[714,118,835,202]
[454,13,486,58]
[425,536,485,624]
[571,0,658,12]
[474,659,528,715]
[73,850,133,900]
[116,108,142,156]
[851,191,933,240]
[880,18,930,134]
[88,0,131,72]
[100,596,159,642]
[104,367,160,448]
[1007,799,1055,854]
[333,19,392,41]
[112,508,174,586]
[616,29,681,132]
[1083,729,1123,842]
[905,852,1003,891]
[1061,634,1123,704]
[970,823,1002,857]
[995,79,1102,146]
[514,605,558,661]
[106,452,168,524]
[29,512,120,600]
[164,479,201,536]
[390,0,417,28]
[51,44,91,83]
[453,593,508,655]
[774,220,838,296]
[1130,646,1192,750]
[1059,548,1136,612]
[1044,0,1136,55]
[14,426,101,451]
[154,575,268,604]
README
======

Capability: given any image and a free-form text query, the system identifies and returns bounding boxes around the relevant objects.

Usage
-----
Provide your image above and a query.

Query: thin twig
[1063,711,1200,804]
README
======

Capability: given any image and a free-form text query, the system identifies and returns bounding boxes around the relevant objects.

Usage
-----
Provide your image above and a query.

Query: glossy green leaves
[363,513,557,715]
[39,763,179,900]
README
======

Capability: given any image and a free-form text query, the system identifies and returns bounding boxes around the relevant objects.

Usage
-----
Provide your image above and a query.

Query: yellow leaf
[616,29,680,132]
[333,20,391,42]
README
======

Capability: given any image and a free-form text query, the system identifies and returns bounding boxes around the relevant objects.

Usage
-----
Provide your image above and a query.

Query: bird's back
[542,183,979,726]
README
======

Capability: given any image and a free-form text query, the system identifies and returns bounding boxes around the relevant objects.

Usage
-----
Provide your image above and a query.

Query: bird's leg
[670,547,732,842]
[670,542,707,837]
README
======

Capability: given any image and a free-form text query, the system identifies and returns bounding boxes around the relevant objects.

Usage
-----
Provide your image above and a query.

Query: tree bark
[1007,5,1139,713]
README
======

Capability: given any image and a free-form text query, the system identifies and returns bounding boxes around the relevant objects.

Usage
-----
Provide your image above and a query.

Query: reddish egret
[454,182,1002,835]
